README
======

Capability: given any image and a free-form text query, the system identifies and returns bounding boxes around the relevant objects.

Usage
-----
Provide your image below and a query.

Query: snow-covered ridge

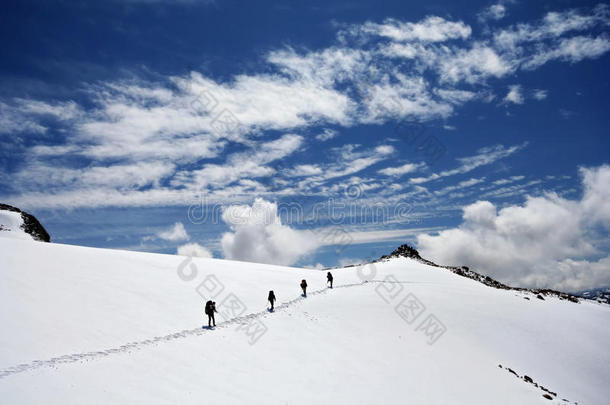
[0,237,609,404]
[0,203,50,242]
[377,244,584,304]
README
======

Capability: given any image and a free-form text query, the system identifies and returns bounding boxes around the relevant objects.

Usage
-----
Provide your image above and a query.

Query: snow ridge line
[0,279,395,379]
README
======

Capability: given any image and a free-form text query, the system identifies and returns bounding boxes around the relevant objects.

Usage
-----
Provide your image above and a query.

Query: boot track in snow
[0,279,407,379]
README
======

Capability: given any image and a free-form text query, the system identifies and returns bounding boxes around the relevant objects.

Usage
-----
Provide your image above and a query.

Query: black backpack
[205,300,213,314]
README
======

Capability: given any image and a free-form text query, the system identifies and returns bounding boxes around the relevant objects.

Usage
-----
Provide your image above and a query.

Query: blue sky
[1,0,609,291]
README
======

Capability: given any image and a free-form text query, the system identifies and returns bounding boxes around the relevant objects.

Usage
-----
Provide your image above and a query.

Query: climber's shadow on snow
[267,308,274,313]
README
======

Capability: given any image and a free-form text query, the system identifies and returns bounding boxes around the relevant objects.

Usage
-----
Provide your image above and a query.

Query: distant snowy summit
[574,287,610,305]
[0,203,50,242]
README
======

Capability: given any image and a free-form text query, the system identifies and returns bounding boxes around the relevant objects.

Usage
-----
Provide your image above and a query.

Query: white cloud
[478,4,507,22]
[411,143,526,184]
[449,143,526,175]
[434,177,485,196]
[492,175,525,185]
[3,5,610,211]
[14,161,175,191]
[417,165,610,290]
[171,133,303,189]
[293,144,396,189]
[288,164,323,177]
[580,164,610,228]
[378,163,424,176]
[504,85,524,104]
[221,198,319,265]
[439,44,513,84]
[187,71,354,129]
[17,99,82,121]
[523,35,610,70]
[494,5,610,49]
[435,89,478,104]
[177,242,213,258]
[267,47,369,86]
[492,5,610,73]
[157,222,190,241]
[356,16,472,42]
[361,75,455,122]
[315,129,338,141]
[341,227,444,245]
[532,89,548,100]
[0,101,47,134]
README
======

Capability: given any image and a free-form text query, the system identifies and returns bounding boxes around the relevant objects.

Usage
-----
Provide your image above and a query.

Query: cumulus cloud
[580,164,610,227]
[221,198,319,266]
[157,222,190,241]
[177,242,213,258]
[417,165,610,291]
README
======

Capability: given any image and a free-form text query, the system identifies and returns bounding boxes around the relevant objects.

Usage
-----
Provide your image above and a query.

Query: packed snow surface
[0,237,609,404]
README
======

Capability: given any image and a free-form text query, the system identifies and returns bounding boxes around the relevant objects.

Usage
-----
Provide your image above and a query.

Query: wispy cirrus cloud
[1,4,608,211]
[378,163,425,177]
[348,16,472,42]
[532,89,548,100]
[411,143,527,184]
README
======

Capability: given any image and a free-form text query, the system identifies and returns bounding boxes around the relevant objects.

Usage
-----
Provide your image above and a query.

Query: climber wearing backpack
[327,271,333,288]
[205,300,217,328]
[300,279,307,297]
[268,290,276,311]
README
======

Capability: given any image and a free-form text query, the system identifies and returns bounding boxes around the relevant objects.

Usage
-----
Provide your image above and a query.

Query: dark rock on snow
[0,203,50,242]
[377,244,585,304]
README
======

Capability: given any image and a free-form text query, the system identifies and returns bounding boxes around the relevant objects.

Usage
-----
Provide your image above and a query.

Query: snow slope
[0,237,609,404]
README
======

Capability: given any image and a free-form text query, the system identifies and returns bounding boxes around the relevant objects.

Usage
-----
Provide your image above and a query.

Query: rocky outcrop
[377,244,581,304]
[0,203,50,242]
